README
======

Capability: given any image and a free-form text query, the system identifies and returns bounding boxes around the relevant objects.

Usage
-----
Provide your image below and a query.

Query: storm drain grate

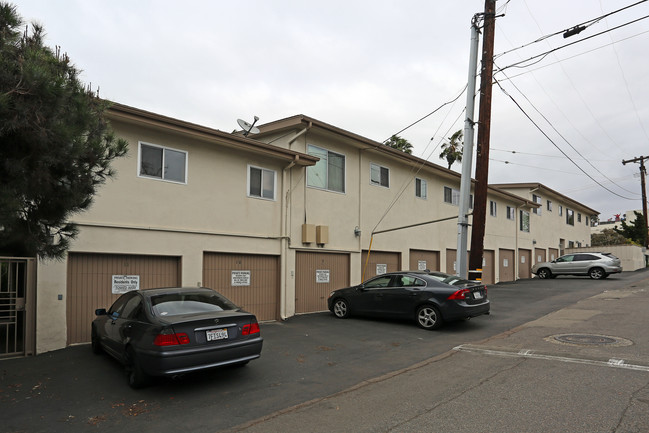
[548,334,633,347]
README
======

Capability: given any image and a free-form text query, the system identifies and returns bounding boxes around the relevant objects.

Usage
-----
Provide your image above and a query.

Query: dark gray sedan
[92,287,263,388]
[327,271,490,330]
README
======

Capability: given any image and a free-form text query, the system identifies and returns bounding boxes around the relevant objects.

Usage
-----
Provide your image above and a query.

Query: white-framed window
[443,186,473,208]
[415,178,427,199]
[547,200,553,211]
[507,206,515,220]
[520,210,530,232]
[490,200,497,217]
[566,209,574,225]
[307,144,345,193]
[247,165,276,200]
[532,194,542,215]
[444,186,460,205]
[138,142,187,183]
[370,163,390,188]
[577,213,582,223]
[559,205,563,216]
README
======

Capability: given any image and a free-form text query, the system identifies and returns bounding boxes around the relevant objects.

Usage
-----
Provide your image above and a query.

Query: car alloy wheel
[589,267,605,280]
[416,305,443,330]
[333,299,350,318]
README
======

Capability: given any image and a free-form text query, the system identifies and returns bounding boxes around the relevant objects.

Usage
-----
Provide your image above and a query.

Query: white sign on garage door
[231,270,251,286]
[112,275,140,294]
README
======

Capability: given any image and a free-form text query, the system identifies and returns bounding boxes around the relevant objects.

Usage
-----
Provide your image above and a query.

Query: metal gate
[1,257,36,358]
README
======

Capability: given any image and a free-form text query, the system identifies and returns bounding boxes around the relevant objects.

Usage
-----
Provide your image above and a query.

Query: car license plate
[206,328,228,341]
[473,291,483,300]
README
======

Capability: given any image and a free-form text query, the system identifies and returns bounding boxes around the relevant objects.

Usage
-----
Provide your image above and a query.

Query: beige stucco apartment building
[15,103,597,355]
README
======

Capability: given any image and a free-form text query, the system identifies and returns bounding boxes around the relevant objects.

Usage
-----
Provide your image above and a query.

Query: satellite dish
[237,116,260,136]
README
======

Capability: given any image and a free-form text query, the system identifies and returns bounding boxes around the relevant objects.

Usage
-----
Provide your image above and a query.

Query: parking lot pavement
[226,274,649,433]
[2,271,649,433]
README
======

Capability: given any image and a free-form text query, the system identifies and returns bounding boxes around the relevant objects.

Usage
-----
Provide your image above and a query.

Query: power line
[382,84,467,143]
[494,29,649,81]
[491,148,616,162]
[600,2,649,143]
[494,65,639,196]
[493,76,636,200]
[489,158,583,174]
[494,0,648,60]
[495,13,649,73]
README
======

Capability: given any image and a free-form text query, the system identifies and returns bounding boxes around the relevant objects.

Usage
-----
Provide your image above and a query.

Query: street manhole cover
[547,334,633,347]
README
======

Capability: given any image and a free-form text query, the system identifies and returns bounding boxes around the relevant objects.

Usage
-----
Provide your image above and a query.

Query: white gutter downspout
[280,124,311,320]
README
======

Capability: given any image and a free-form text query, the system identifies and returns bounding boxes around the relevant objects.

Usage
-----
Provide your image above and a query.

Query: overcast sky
[14,0,649,221]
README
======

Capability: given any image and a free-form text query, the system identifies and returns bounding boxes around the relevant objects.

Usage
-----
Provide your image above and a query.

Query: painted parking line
[454,344,649,372]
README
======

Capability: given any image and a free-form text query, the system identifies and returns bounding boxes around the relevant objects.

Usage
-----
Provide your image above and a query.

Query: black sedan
[327,271,490,330]
[91,287,263,388]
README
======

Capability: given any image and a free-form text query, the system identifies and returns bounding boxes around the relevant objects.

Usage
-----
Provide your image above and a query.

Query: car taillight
[154,331,190,346]
[448,289,470,300]
[242,322,260,336]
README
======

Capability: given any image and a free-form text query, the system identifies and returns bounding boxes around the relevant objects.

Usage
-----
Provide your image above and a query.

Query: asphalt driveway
[2,270,647,432]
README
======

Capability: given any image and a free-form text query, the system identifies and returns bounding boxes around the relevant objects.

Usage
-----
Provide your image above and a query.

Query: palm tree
[440,130,463,169]
[384,135,413,154]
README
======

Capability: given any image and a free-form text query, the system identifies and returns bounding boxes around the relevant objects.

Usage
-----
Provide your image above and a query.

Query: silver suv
[531,252,622,280]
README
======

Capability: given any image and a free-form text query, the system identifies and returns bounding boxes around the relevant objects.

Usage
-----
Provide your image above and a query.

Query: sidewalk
[226,277,649,433]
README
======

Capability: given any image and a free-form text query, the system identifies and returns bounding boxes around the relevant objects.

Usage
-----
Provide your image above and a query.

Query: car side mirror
[95,308,107,316]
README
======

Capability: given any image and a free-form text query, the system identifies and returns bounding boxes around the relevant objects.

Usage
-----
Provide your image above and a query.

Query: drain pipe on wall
[280,123,311,320]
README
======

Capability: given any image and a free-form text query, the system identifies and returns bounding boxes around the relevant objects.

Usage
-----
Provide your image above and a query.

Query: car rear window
[428,272,470,286]
[151,292,237,316]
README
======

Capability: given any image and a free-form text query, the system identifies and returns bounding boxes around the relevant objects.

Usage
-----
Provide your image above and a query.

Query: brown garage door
[203,252,279,321]
[482,250,495,284]
[499,249,515,282]
[361,250,401,281]
[549,248,559,261]
[518,249,532,279]
[445,249,471,275]
[67,253,181,345]
[295,252,350,314]
[535,248,546,265]
[409,249,440,272]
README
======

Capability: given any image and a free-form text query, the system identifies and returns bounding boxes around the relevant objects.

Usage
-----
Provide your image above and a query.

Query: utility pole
[622,156,649,248]
[468,0,496,281]
[456,14,481,278]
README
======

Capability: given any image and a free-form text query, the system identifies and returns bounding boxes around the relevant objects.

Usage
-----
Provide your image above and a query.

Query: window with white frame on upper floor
[532,194,542,215]
[443,186,460,205]
[547,200,553,211]
[520,210,530,232]
[415,178,427,199]
[507,206,515,220]
[559,205,563,216]
[490,200,497,217]
[138,142,187,183]
[247,165,276,200]
[370,163,390,188]
[307,144,345,193]
[566,209,574,225]
[577,213,582,223]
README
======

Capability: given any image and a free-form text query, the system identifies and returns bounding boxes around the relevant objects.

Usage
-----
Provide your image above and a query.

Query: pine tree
[0,3,128,259]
